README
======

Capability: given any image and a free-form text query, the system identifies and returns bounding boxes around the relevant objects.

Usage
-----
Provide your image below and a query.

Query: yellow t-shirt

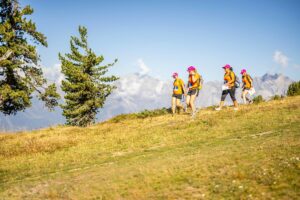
[173,78,184,95]
[224,71,235,88]
[242,74,252,89]
[188,73,201,89]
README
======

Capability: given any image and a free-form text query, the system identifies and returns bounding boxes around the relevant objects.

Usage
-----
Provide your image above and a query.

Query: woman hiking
[241,69,254,104]
[186,66,202,118]
[171,72,185,115]
[216,64,239,111]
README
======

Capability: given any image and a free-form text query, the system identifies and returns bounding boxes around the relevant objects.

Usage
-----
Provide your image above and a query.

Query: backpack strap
[246,75,253,86]
[229,71,235,82]
[247,75,253,82]
[180,79,185,91]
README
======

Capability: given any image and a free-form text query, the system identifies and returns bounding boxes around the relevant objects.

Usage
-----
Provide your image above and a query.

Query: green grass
[0,96,299,199]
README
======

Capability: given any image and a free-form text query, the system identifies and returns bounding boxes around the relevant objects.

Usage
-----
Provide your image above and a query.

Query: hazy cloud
[137,58,150,75]
[273,51,289,68]
[42,64,64,87]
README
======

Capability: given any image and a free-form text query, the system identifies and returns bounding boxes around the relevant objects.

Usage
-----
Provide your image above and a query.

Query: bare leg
[216,90,228,110]
[219,101,224,109]
[190,94,196,115]
[242,91,247,104]
[185,95,191,112]
[176,99,183,113]
[171,97,176,114]
[234,100,238,108]
[190,95,196,113]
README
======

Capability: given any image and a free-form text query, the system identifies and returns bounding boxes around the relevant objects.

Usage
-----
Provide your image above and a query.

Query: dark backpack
[235,76,241,88]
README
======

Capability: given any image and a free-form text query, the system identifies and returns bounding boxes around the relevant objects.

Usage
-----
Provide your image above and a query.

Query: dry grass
[0,96,299,199]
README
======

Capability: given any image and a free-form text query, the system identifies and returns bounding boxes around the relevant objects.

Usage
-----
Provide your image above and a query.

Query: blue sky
[22,0,300,82]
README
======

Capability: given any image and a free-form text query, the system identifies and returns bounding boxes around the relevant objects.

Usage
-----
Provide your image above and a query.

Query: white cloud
[42,64,64,87]
[273,51,289,68]
[137,58,150,75]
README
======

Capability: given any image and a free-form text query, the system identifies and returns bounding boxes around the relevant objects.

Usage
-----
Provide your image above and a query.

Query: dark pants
[221,87,236,101]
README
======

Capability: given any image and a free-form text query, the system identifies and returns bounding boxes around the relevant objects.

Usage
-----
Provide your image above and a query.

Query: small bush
[253,95,264,104]
[110,114,136,123]
[287,81,300,96]
[271,95,285,101]
[136,107,171,119]
[110,107,171,122]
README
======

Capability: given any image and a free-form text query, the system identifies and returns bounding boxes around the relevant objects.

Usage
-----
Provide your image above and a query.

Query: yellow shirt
[173,78,184,95]
[224,71,235,88]
[188,73,201,89]
[242,74,252,89]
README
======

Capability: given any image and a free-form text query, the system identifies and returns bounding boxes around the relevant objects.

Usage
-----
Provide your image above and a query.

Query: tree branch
[0,50,13,62]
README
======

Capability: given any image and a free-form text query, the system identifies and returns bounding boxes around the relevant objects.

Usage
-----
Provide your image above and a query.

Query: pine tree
[287,81,300,96]
[0,0,60,115]
[59,26,118,127]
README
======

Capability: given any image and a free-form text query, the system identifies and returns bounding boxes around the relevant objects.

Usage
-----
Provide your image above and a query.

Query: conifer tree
[59,26,118,127]
[0,0,60,115]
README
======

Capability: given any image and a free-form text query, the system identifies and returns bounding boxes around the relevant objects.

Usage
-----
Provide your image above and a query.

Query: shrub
[271,95,285,100]
[287,81,300,96]
[110,107,171,122]
[253,95,264,104]
[136,107,171,119]
[110,114,136,123]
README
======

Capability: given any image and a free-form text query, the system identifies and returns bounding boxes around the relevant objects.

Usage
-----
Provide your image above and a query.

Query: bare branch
[0,50,13,62]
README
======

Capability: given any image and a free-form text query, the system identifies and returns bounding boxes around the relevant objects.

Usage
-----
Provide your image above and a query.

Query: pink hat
[222,64,231,69]
[172,72,178,77]
[240,69,246,74]
[187,66,196,72]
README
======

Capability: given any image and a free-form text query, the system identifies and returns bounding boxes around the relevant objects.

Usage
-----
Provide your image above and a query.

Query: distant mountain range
[0,73,294,132]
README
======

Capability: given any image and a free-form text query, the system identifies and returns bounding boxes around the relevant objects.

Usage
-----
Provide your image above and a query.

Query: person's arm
[185,79,190,95]
[181,81,186,94]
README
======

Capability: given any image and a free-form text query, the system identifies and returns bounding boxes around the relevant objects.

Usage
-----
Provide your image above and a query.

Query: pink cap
[172,72,178,77]
[187,66,196,72]
[222,64,231,69]
[240,69,246,74]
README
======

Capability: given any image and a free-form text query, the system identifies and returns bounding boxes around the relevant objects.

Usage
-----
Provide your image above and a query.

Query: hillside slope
[0,73,293,132]
[0,96,299,199]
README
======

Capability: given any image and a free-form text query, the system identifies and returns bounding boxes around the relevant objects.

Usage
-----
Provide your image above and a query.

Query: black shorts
[172,94,183,100]
[221,87,236,101]
[187,89,199,96]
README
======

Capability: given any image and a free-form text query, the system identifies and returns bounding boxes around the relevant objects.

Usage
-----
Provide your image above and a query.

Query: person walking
[186,66,202,117]
[171,72,185,115]
[216,64,239,111]
[241,69,254,104]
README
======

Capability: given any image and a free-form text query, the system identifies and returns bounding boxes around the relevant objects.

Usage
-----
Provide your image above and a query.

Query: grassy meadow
[0,96,299,199]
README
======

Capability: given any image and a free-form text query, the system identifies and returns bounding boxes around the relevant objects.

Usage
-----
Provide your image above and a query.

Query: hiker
[241,69,254,104]
[172,72,185,115]
[186,66,202,117]
[216,64,239,111]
